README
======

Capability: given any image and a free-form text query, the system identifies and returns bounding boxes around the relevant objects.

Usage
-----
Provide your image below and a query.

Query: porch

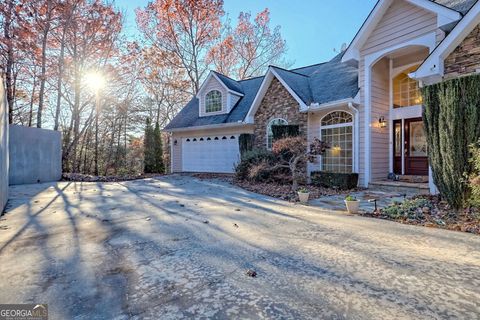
[365,41,436,193]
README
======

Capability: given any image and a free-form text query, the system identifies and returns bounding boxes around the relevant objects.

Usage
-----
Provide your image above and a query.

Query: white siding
[358,0,444,185]
[370,58,390,181]
[198,77,228,117]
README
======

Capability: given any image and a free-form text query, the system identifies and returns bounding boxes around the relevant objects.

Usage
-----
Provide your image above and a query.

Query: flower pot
[344,200,360,214]
[298,192,310,203]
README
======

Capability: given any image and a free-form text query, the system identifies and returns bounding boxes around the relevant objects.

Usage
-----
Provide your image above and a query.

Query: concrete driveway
[0,175,479,319]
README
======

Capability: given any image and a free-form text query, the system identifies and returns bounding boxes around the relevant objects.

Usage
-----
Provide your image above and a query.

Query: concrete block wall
[9,125,62,185]
[0,76,8,211]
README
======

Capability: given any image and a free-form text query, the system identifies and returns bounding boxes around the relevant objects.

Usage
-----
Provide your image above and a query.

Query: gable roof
[412,0,480,83]
[212,71,244,94]
[165,54,359,131]
[165,76,263,130]
[270,66,313,105]
[342,0,463,62]
[196,71,244,97]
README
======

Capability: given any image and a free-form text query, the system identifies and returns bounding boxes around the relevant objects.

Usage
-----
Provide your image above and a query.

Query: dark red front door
[393,118,428,176]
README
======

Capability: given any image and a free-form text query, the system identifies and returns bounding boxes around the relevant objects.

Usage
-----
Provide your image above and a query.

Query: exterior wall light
[174,139,178,146]
[378,116,387,128]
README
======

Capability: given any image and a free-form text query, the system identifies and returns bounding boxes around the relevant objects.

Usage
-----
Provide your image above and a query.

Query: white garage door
[182,135,240,173]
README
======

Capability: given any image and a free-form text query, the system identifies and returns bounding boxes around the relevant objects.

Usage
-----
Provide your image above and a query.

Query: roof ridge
[211,70,240,83]
[269,65,309,77]
[290,61,329,71]
[238,75,265,82]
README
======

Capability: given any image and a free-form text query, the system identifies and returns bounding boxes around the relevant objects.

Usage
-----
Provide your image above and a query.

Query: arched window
[267,118,288,149]
[321,111,353,126]
[205,90,222,113]
[393,65,422,108]
[320,111,354,173]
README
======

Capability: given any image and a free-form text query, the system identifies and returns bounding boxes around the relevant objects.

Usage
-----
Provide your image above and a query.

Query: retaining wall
[9,125,62,185]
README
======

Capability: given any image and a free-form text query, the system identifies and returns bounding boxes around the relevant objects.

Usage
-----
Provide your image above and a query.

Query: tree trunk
[54,28,67,131]
[4,0,15,124]
[37,0,52,128]
[28,72,38,127]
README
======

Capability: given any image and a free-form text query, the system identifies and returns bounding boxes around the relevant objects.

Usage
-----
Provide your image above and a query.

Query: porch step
[369,180,430,196]
[397,175,429,183]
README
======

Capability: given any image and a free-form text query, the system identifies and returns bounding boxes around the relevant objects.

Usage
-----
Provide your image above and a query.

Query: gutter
[302,98,357,112]
[163,121,252,133]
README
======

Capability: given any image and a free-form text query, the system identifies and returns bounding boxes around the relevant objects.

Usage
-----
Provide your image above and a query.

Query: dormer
[197,71,244,117]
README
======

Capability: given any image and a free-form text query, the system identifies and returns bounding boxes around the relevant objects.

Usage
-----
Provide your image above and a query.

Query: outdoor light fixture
[174,139,178,146]
[378,116,387,128]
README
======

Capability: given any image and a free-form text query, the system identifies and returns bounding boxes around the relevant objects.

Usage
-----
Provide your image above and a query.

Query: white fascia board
[245,72,274,123]
[306,98,355,113]
[269,69,308,109]
[342,0,393,63]
[245,67,307,123]
[196,72,243,98]
[164,122,250,133]
[412,2,480,82]
[342,0,462,63]
[406,0,461,27]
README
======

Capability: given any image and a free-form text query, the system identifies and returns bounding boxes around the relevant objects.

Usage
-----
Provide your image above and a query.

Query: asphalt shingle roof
[432,0,478,14]
[165,53,359,130]
[212,71,244,94]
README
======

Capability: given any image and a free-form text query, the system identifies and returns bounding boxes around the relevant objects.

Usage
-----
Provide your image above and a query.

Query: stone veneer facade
[444,24,480,79]
[253,77,307,149]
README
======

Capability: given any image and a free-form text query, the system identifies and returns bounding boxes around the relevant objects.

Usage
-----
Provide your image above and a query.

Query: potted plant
[344,195,360,214]
[297,187,310,203]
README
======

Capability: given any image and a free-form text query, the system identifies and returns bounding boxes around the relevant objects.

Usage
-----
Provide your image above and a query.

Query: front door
[393,118,428,176]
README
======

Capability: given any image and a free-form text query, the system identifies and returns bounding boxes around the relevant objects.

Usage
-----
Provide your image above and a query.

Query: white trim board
[412,1,480,84]
[342,0,461,62]
[196,71,244,98]
[363,32,437,187]
[245,67,307,123]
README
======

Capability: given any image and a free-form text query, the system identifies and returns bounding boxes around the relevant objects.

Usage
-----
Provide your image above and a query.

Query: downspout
[347,102,360,176]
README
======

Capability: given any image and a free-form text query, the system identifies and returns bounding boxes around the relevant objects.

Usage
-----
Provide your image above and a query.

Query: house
[165,0,480,194]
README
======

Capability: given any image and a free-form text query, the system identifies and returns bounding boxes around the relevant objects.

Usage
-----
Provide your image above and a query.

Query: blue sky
[116,0,377,68]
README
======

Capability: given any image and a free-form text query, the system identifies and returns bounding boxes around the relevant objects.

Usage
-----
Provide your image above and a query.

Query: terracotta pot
[298,192,310,203]
[344,200,360,214]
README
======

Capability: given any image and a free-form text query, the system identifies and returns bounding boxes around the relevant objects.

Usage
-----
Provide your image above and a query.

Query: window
[205,90,222,113]
[267,118,288,149]
[393,65,422,108]
[321,111,353,173]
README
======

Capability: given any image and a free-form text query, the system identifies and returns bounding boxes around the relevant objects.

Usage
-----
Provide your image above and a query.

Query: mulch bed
[234,180,350,202]
[362,195,480,235]
[62,173,162,182]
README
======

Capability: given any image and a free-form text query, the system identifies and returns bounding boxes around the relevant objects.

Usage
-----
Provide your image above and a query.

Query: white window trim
[266,118,288,150]
[319,111,355,174]
[205,90,223,114]
[392,64,423,109]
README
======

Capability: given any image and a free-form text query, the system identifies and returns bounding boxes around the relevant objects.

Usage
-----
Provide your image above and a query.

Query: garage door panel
[182,135,240,173]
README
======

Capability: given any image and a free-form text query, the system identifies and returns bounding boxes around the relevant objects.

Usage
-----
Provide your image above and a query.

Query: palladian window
[321,111,353,173]
[393,65,422,108]
[205,90,222,113]
[267,118,288,149]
